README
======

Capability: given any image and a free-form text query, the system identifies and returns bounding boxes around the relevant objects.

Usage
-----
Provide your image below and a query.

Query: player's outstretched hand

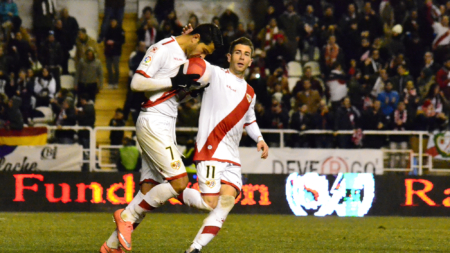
[170,65,200,89]
[257,140,269,159]
[182,23,194,35]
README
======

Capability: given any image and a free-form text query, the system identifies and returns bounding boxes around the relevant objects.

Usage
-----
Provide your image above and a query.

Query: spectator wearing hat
[39,30,62,90]
[103,18,124,89]
[75,47,103,103]
[75,28,100,65]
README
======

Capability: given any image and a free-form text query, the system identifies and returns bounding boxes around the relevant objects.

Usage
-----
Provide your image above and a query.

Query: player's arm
[244,95,269,159]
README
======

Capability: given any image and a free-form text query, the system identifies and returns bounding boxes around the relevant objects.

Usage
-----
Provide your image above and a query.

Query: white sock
[189,196,235,251]
[106,230,120,249]
[133,182,178,215]
[181,188,213,211]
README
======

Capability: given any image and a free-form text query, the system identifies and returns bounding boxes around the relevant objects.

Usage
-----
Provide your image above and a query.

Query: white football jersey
[136,36,187,117]
[194,63,257,166]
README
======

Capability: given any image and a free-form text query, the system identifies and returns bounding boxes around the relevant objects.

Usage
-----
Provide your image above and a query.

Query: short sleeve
[136,45,169,78]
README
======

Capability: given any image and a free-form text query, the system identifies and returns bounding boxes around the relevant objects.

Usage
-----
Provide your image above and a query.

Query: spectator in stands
[34,67,56,107]
[4,96,22,130]
[267,99,289,147]
[60,8,80,53]
[295,79,321,114]
[75,47,103,103]
[154,0,174,24]
[123,41,146,122]
[436,58,450,99]
[362,100,387,149]
[233,22,251,41]
[341,20,360,65]
[425,83,450,115]
[312,100,334,148]
[358,1,383,38]
[0,0,18,25]
[55,97,76,144]
[9,31,32,70]
[265,34,292,73]
[377,80,399,117]
[361,50,384,83]
[187,13,199,29]
[32,0,56,48]
[322,35,345,75]
[75,28,100,65]
[389,101,409,168]
[386,24,406,58]
[15,69,33,124]
[403,80,420,122]
[220,8,239,30]
[137,18,157,48]
[339,3,358,33]
[139,6,158,29]
[156,20,174,42]
[0,46,11,75]
[278,1,301,55]
[98,0,125,43]
[50,88,72,117]
[421,52,441,77]
[300,5,319,61]
[258,17,279,51]
[104,19,124,89]
[109,107,125,145]
[415,99,449,131]
[246,21,258,47]
[116,137,141,172]
[429,11,450,64]
[293,66,323,96]
[334,97,361,149]
[248,66,271,109]
[1,70,12,98]
[392,64,413,98]
[76,93,95,150]
[160,10,182,36]
[326,62,347,110]
[290,104,313,147]
[417,68,435,99]
[255,102,271,128]
[39,30,62,91]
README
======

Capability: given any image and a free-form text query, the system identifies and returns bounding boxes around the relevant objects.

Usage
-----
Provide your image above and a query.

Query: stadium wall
[1,172,449,216]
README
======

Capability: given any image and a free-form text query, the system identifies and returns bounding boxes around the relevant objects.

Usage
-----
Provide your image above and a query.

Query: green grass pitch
[1,212,449,252]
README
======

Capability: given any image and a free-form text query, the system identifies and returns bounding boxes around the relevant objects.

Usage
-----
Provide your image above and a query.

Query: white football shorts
[196,160,242,196]
[136,111,186,184]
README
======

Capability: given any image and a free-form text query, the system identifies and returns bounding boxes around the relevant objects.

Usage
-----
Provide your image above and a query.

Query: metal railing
[39,125,440,175]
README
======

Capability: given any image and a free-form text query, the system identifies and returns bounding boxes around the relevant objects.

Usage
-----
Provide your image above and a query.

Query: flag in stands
[426,132,450,160]
[0,127,47,146]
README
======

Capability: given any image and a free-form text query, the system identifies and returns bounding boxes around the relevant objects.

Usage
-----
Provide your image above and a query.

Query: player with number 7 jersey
[177,37,270,253]
[99,24,223,253]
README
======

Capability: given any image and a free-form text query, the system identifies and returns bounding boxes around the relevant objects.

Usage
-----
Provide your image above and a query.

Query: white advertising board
[0,145,83,172]
[239,148,384,175]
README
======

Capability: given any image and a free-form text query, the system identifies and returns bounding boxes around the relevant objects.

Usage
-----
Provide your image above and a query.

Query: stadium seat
[287,61,302,77]
[68,58,76,74]
[61,75,75,90]
[295,49,301,61]
[33,106,54,124]
[69,48,76,58]
[304,61,321,76]
[288,77,300,92]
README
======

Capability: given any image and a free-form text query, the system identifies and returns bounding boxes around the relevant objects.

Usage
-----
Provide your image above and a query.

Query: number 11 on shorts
[206,165,215,179]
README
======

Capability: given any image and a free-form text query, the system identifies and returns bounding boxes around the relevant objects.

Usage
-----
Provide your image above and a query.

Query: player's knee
[219,195,235,212]
[203,197,219,209]
[170,176,189,194]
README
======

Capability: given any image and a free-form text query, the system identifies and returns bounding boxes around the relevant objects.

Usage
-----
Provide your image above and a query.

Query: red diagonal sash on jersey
[433,29,450,49]
[194,85,255,162]
[135,70,180,108]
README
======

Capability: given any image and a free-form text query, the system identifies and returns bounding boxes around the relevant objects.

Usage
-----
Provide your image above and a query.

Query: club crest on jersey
[246,93,252,103]
[206,180,216,188]
[170,160,181,170]
[143,56,152,65]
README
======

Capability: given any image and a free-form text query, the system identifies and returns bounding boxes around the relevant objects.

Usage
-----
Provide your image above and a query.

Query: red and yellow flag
[0,127,47,146]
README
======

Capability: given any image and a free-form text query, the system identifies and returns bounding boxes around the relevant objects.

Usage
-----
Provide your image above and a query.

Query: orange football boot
[99,241,124,253]
[113,209,133,251]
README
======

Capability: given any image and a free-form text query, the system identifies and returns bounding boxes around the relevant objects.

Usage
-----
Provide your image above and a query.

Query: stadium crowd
[0,0,450,151]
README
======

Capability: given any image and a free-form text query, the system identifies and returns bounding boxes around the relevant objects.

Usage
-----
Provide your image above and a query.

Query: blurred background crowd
[1,0,450,151]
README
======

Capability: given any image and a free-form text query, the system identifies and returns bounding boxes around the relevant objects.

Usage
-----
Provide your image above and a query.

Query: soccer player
[178,37,269,253]
[99,24,223,253]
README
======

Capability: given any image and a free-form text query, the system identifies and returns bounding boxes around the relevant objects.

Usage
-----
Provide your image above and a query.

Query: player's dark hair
[229,37,254,56]
[191,23,223,49]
